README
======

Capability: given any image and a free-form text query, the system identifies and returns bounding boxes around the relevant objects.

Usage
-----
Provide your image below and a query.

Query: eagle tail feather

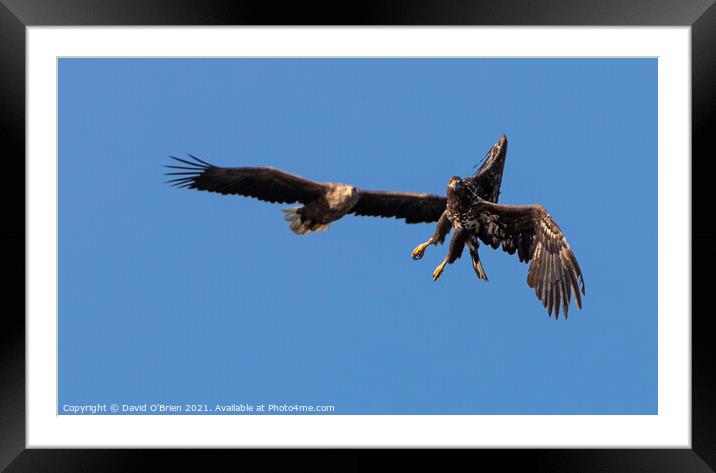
[282,207,330,235]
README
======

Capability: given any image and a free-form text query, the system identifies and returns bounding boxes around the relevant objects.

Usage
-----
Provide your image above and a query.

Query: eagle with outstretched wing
[417,185,585,319]
[166,134,584,317]
[165,135,506,233]
[166,154,446,232]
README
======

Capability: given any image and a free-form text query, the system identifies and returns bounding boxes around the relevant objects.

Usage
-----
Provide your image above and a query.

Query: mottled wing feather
[469,136,508,203]
[165,155,328,204]
[471,161,506,204]
[475,201,585,319]
[350,190,447,224]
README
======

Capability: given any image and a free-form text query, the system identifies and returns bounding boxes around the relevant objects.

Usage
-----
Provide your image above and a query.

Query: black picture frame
[2,1,714,471]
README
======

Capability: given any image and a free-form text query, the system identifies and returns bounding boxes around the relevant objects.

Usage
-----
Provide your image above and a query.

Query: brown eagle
[165,135,506,233]
[166,134,584,317]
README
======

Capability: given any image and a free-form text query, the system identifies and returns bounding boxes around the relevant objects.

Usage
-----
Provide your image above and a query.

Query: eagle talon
[432,261,447,281]
[411,242,431,260]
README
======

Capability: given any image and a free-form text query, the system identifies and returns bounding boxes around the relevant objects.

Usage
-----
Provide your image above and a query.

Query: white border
[27,27,690,448]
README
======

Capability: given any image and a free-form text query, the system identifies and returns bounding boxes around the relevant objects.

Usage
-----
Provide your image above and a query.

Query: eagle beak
[448,181,456,191]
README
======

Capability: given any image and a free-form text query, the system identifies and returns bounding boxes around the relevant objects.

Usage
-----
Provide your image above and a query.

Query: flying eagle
[414,175,585,319]
[166,134,584,317]
[165,135,507,233]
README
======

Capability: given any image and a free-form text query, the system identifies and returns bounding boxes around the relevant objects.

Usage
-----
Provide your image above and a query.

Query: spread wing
[165,154,328,204]
[351,190,447,224]
[469,134,508,203]
[476,201,585,319]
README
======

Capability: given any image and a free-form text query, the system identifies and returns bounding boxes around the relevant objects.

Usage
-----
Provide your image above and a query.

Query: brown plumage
[417,136,585,318]
[166,134,584,317]
[165,154,446,234]
[471,201,585,318]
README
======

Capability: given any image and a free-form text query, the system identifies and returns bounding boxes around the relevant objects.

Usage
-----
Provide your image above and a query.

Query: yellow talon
[412,241,431,260]
[432,260,447,281]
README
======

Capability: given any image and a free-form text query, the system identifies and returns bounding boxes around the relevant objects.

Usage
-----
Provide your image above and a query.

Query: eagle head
[448,176,465,192]
[327,184,360,210]
[447,176,471,202]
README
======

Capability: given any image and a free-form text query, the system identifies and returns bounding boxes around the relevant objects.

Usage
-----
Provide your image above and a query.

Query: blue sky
[58,58,657,414]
